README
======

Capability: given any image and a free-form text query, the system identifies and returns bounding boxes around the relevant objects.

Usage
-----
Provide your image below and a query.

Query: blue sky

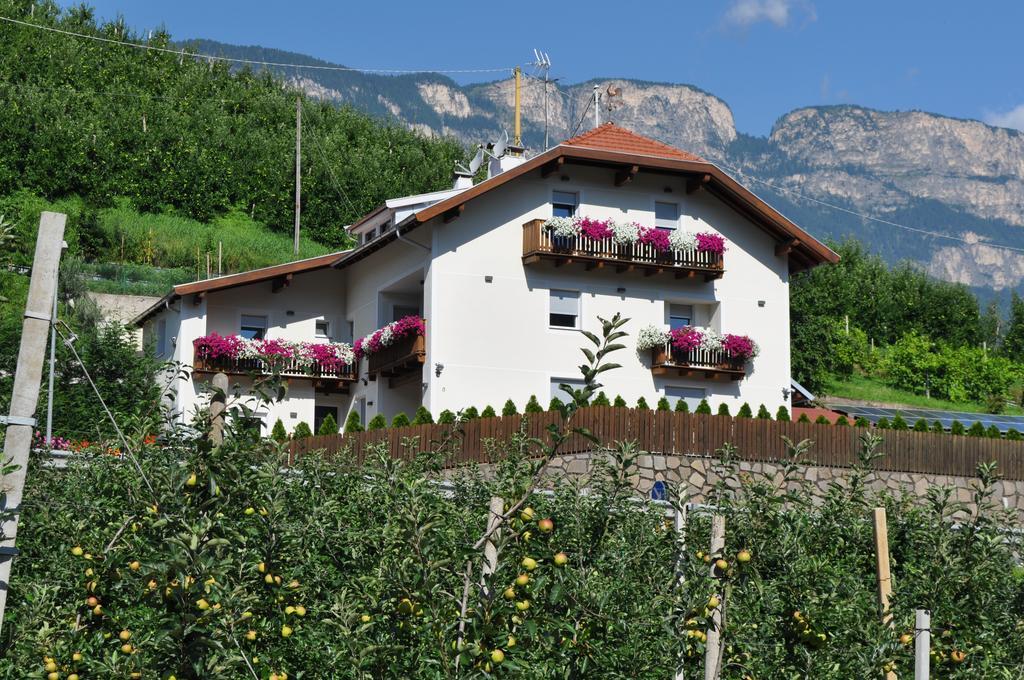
[57,0,1024,137]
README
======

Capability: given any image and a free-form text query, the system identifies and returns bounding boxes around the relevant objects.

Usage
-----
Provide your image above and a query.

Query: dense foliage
[0,0,467,257]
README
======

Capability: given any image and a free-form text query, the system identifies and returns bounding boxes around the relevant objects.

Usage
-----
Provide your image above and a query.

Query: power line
[0,15,513,76]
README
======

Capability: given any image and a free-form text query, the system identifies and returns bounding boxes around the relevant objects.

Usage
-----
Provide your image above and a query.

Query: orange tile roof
[561,123,703,161]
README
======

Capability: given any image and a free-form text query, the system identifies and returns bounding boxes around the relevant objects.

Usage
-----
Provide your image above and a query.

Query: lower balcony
[521,219,725,280]
[193,355,358,391]
[651,345,747,380]
[367,333,426,381]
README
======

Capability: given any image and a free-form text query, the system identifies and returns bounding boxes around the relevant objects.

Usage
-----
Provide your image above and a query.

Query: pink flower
[639,227,671,252]
[722,334,757,359]
[256,338,295,359]
[669,326,703,352]
[355,316,426,359]
[696,232,726,254]
[577,216,613,241]
[193,333,243,360]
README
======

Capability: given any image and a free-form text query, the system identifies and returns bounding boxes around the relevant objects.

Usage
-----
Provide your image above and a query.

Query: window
[551,191,578,218]
[550,377,586,403]
[669,304,693,331]
[393,305,419,322]
[655,201,679,230]
[364,227,377,244]
[314,405,339,434]
[315,319,331,339]
[549,290,580,329]
[665,386,705,410]
[155,318,168,356]
[240,314,268,340]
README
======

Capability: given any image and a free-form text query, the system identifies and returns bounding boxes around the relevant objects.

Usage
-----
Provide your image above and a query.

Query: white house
[135,124,838,434]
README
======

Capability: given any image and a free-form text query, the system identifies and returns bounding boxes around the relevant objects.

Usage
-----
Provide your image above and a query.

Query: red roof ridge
[561,122,704,162]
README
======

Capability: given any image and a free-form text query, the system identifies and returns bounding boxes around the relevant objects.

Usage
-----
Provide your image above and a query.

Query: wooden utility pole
[873,507,897,680]
[293,95,302,255]
[704,515,725,680]
[0,212,67,637]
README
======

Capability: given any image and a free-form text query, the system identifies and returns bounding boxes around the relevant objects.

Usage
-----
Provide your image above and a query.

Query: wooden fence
[288,407,1024,480]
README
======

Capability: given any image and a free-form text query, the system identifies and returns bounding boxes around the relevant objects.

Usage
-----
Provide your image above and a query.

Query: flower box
[192,333,356,382]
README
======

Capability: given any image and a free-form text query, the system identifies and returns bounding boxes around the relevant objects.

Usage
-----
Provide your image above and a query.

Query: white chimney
[487,153,526,179]
[452,172,474,190]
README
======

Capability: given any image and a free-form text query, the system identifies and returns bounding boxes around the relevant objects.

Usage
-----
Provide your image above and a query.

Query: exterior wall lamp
[435,362,444,377]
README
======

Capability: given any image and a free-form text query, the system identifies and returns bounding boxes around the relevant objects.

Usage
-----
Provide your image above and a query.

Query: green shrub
[481,405,497,418]
[367,414,387,430]
[891,414,908,430]
[775,405,790,421]
[343,410,364,433]
[815,415,831,425]
[391,412,410,428]
[437,409,456,424]
[797,413,811,423]
[951,420,965,435]
[592,392,610,407]
[736,403,753,418]
[548,397,564,412]
[912,418,928,432]
[1007,428,1022,441]
[717,403,730,417]
[293,421,313,439]
[524,395,544,414]
[986,424,1002,439]
[271,418,288,443]
[656,397,671,411]
[412,406,434,425]
[462,406,479,420]
[317,413,339,436]
[835,416,850,426]
[635,397,650,410]
[967,421,986,437]
[854,416,870,427]
[876,417,891,430]
[501,399,518,416]
[613,395,628,408]
[756,404,772,419]
[696,399,712,415]
[674,399,689,413]
[931,420,944,433]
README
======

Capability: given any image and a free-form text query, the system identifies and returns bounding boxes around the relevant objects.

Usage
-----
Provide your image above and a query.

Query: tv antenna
[530,49,553,149]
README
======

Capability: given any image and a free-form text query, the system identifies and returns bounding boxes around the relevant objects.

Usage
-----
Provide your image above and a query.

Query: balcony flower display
[354,315,425,359]
[542,215,726,255]
[193,333,355,370]
[635,324,759,360]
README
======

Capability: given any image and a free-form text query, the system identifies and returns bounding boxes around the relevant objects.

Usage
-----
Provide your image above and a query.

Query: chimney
[487,145,526,179]
[452,171,473,190]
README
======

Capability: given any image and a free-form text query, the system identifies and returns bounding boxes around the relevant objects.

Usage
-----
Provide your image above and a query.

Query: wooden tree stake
[873,507,896,680]
[704,514,725,680]
[209,372,228,445]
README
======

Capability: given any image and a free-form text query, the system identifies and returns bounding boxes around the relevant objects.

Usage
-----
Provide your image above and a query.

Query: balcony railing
[193,355,358,386]
[367,333,426,379]
[522,219,725,279]
[651,344,747,380]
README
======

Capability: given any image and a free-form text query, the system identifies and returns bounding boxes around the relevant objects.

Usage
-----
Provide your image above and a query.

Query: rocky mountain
[191,39,1024,296]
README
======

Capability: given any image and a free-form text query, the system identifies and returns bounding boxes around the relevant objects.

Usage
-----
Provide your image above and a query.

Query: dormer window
[655,201,679,230]
[552,191,578,218]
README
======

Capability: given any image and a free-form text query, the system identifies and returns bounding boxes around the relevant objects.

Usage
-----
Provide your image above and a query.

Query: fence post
[914,609,930,680]
[209,372,228,445]
[873,507,896,680]
[704,514,725,680]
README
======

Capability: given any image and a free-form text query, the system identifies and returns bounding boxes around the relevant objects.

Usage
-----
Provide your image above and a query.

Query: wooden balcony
[650,345,747,380]
[521,219,724,280]
[368,333,426,381]
[193,355,357,391]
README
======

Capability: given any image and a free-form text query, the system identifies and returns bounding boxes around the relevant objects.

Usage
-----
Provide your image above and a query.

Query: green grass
[97,200,333,273]
[81,262,194,297]
[824,373,1024,415]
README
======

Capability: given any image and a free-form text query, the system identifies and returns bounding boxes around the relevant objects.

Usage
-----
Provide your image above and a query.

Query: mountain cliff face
[192,39,1024,294]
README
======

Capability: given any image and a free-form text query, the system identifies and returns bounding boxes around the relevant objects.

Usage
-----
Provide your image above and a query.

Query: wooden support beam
[540,156,564,178]
[686,173,711,195]
[775,238,800,256]
[272,273,293,293]
[614,164,639,187]
[443,204,464,223]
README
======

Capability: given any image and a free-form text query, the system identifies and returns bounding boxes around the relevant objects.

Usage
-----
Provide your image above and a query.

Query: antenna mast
[513,66,522,152]
[529,49,552,149]
[593,85,601,129]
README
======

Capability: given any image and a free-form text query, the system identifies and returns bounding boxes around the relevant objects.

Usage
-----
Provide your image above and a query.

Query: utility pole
[294,95,302,255]
[0,211,67,637]
[44,271,58,443]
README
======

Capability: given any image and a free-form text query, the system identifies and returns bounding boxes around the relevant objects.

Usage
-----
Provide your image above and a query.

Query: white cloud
[984,104,1024,131]
[723,0,815,28]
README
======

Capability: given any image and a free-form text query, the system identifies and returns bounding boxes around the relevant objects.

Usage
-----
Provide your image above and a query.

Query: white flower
[544,216,579,239]
[237,337,260,360]
[611,220,639,246]
[697,327,724,352]
[636,324,669,351]
[669,229,697,252]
